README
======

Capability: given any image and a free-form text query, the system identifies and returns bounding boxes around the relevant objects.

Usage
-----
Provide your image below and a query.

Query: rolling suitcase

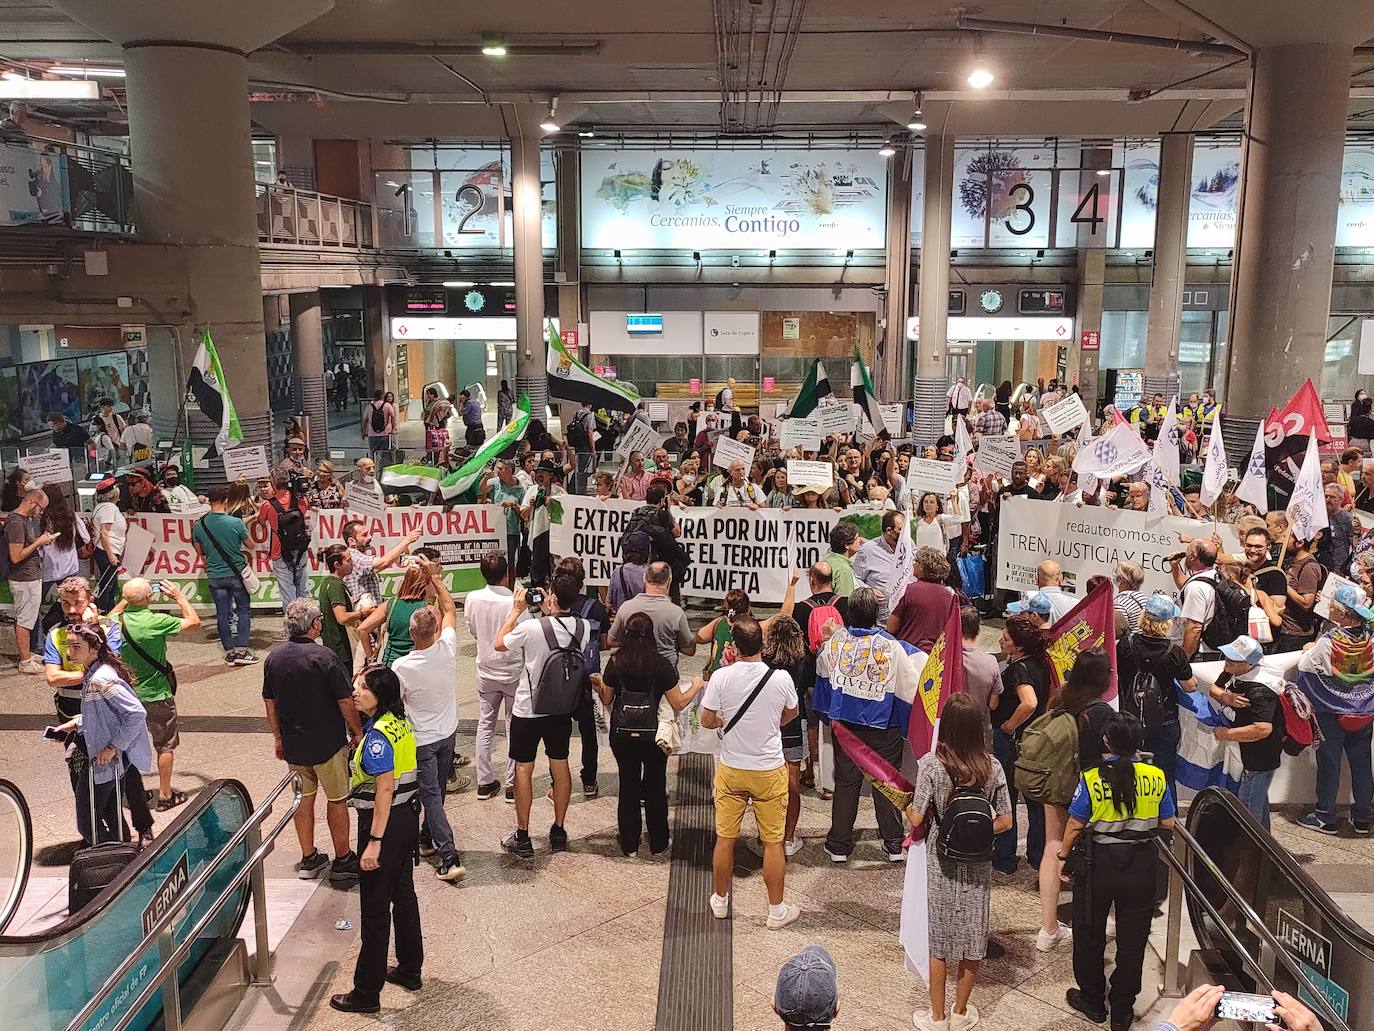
[69,762,139,913]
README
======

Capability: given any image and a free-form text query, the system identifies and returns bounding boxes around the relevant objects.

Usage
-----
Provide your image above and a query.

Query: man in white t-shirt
[699,614,801,930]
[494,572,590,859]
[392,556,464,882]
[464,550,523,802]
[1170,539,1219,657]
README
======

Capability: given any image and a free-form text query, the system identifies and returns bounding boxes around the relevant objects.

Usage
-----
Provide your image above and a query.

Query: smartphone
[1216,992,1277,1023]
[43,726,64,741]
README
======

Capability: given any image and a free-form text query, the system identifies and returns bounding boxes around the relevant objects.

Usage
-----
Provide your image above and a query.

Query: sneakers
[476,781,501,801]
[1355,820,1372,835]
[583,782,599,799]
[1036,922,1073,952]
[295,850,330,879]
[766,903,801,930]
[501,831,535,860]
[1298,812,1340,835]
[418,839,437,857]
[226,649,259,666]
[822,845,849,864]
[1065,988,1107,1024]
[884,843,907,863]
[709,893,730,919]
[384,966,422,992]
[329,851,360,884]
[913,1009,949,1031]
[505,786,515,804]
[549,823,569,852]
[436,855,466,882]
[16,656,43,675]
[951,1004,980,1031]
[784,838,804,858]
[449,774,473,793]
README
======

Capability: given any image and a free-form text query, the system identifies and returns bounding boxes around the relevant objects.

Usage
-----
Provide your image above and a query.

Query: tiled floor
[1,612,1371,1030]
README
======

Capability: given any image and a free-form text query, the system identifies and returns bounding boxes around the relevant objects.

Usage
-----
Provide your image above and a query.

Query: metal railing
[0,131,135,234]
[66,772,303,1031]
[256,183,375,249]
[1157,823,1353,1031]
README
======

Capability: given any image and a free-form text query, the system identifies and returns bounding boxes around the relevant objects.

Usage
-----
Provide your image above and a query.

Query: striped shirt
[974,409,1008,436]
[1115,590,1149,633]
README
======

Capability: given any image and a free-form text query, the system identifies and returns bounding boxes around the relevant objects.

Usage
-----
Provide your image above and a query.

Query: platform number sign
[1072,182,1106,235]
[1005,183,1036,236]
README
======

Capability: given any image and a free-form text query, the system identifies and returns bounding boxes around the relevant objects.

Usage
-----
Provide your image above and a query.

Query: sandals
[155,790,188,812]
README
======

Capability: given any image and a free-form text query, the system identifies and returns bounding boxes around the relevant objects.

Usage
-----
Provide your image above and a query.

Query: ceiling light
[906,91,926,131]
[1095,168,1112,177]
[878,139,895,157]
[50,66,126,77]
[1,71,23,81]
[539,95,560,133]
[489,281,515,287]
[481,35,507,57]
[0,78,98,99]
[577,129,594,138]
[442,281,475,287]
[966,66,994,89]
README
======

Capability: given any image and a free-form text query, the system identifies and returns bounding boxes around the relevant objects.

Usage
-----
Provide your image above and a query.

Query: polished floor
[2,612,1371,1031]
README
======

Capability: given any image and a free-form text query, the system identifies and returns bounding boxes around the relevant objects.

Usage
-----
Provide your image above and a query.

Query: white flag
[1072,422,1151,480]
[1285,435,1329,544]
[1199,420,1230,507]
[1236,420,1269,513]
[891,497,916,600]
[1155,396,1182,485]
[952,416,974,471]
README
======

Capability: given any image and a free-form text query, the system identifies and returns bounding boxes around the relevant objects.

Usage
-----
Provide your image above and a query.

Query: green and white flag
[381,395,531,500]
[783,358,831,419]
[545,322,640,413]
[851,347,885,436]
[185,329,243,460]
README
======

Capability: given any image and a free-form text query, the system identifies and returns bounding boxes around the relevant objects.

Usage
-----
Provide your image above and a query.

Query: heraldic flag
[186,329,243,461]
[1046,578,1118,700]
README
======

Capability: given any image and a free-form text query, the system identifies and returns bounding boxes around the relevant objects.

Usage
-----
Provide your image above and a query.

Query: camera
[525,586,545,611]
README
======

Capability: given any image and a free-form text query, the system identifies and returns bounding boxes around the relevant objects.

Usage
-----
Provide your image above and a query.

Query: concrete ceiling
[3,0,1373,140]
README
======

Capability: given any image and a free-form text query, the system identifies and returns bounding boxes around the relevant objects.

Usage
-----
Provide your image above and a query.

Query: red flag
[909,597,964,757]
[832,722,915,813]
[1265,380,1332,502]
[1046,578,1118,701]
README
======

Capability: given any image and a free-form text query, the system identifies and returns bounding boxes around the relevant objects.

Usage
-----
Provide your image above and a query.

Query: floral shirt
[307,481,344,510]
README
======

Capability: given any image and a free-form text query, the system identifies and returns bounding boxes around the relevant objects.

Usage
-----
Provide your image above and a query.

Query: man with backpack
[558,557,611,799]
[493,572,591,859]
[608,562,696,670]
[361,390,395,458]
[1171,539,1248,659]
[567,402,597,493]
[258,471,313,608]
[622,483,690,602]
[794,563,848,792]
[1209,635,1285,830]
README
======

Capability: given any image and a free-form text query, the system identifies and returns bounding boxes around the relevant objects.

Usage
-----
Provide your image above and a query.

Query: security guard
[329,665,423,1014]
[1059,712,1176,1031]
[1144,393,1169,425]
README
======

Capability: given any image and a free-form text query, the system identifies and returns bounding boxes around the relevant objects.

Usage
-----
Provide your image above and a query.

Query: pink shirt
[620,469,650,501]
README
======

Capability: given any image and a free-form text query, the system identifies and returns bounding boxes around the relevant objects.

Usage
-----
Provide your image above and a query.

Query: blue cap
[1219,635,1264,666]
[1008,591,1053,616]
[1332,583,1374,621]
[774,945,839,1028]
[1143,593,1182,621]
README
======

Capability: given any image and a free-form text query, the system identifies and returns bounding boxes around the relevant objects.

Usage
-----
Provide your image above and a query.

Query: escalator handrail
[0,777,255,948]
[1188,786,1374,954]
[1160,818,1353,1031]
[0,781,32,934]
[64,771,301,1031]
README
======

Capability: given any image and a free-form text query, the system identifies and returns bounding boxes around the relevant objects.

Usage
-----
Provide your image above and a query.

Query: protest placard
[18,449,72,488]
[779,418,823,452]
[344,481,389,520]
[787,459,834,488]
[222,444,269,482]
[906,458,957,497]
[713,436,756,472]
[973,434,1020,478]
[880,403,905,435]
[1042,393,1089,435]
[615,419,662,459]
[1316,571,1361,620]
[816,403,855,434]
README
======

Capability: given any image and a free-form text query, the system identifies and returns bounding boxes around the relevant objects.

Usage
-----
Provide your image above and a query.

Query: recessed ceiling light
[481,35,507,57]
[966,66,994,89]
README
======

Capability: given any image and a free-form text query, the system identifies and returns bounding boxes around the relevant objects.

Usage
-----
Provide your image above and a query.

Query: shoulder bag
[197,516,262,594]
[119,617,178,695]
[723,662,779,735]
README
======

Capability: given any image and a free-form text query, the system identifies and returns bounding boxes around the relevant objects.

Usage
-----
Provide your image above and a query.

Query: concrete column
[555,150,582,431]
[362,286,389,397]
[882,147,914,402]
[913,133,954,443]
[290,290,329,457]
[1226,44,1350,418]
[1075,249,1105,414]
[1144,132,1193,402]
[511,131,548,420]
[122,44,272,465]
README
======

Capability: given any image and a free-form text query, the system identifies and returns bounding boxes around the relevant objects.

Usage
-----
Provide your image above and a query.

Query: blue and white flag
[1286,434,1328,545]
[1072,421,1151,480]
[1199,418,1230,507]
[1236,418,1270,513]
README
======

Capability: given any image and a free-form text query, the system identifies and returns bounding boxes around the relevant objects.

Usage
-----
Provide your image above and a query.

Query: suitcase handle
[87,742,128,844]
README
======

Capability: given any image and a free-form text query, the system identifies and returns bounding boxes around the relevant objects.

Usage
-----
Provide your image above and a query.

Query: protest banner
[19,449,72,488]
[906,459,957,498]
[550,494,877,602]
[615,419,662,459]
[995,497,1238,597]
[713,436,756,472]
[221,444,269,482]
[344,481,389,520]
[778,418,822,452]
[973,434,1019,478]
[128,505,503,608]
[1042,393,1089,435]
[816,403,855,434]
[787,459,834,488]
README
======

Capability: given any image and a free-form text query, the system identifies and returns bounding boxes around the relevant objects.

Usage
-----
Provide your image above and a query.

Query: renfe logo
[1276,908,1332,978]
[142,851,191,935]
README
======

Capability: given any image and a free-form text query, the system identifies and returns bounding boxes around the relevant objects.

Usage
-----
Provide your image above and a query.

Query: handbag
[1247,603,1273,644]
[655,695,681,755]
[197,516,261,594]
[119,617,178,695]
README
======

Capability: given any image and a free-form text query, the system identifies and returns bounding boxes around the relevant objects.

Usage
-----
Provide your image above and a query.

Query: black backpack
[532,616,588,716]
[1123,639,1167,730]
[613,679,659,741]
[568,409,594,452]
[270,496,311,563]
[932,784,996,863]
[370,403,387,433]
[619,512,656,563]
[1186,574,1250,650]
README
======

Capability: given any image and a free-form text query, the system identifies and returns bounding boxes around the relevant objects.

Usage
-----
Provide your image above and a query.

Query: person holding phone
[1148,984,1319,1031]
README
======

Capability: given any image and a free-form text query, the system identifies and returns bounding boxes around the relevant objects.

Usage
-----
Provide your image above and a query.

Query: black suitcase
[69,765,139,913]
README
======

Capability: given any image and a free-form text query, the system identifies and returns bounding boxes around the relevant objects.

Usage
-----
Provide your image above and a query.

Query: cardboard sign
[1042,392,1089,435]
[787,459,834,488]
[646,400,670,423]
[1315,571,1361,620]
[816,403,855,434]
[906,458,957,497]
[345,481,389,521]
[18,449,72,488]
[974,434,1020,478]
[778,418,823,452]
[616,419,663,459]
[713,436,756,472]
[880,403,905,435]
[221,445,269,482]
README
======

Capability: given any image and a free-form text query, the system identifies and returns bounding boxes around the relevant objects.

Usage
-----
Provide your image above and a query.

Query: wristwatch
[1056,852,1069,862]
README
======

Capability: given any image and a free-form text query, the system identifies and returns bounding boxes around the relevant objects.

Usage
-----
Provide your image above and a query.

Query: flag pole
[168,325,193,470]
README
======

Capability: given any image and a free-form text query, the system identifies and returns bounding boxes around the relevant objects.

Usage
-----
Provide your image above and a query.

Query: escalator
[1176,787,1372,1030]
[0,778,263,1031]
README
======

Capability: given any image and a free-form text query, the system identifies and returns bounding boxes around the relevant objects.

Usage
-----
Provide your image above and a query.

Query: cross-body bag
[119,617,177,696]
[723,662,778,735]
[197,516,262,594]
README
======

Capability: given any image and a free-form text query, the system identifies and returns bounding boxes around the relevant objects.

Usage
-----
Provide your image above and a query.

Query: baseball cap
[1142,593,1182,621]
[1219,635,1264,666]
[285,436,307,448]
[1332,583,1374,621]
[774,945,839,1028]
[1007,591,1053,616]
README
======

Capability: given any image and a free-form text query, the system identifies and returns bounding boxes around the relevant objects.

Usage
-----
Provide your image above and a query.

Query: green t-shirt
[381,597,427,666]
[317,575,353,667]
[120,607,183,702]
[194,512,249,580]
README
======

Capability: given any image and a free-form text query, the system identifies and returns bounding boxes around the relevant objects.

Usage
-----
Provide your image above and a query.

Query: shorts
[290,746,351,803]
[11,579,41,631]
[509,713,573,764]
[783,736,809,765]
[714,763,788,844]
[144,697,180,753]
